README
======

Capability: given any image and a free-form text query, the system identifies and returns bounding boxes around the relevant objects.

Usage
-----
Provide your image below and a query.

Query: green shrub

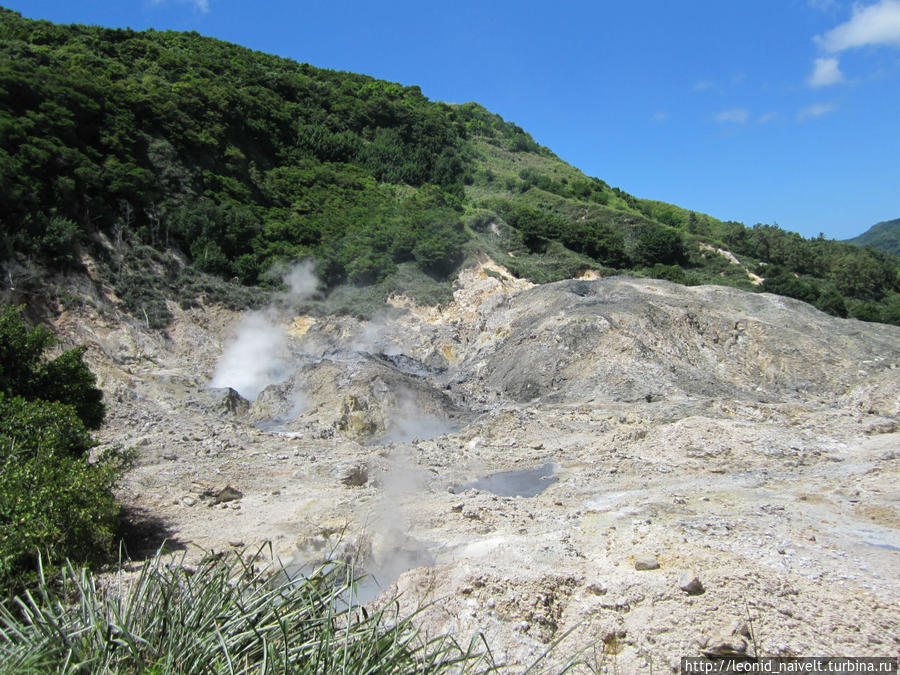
[0,443,121,589]
[0,305,120,591]
[761,267,821,305]
[645,263,688,285]
[0,395,92,459]
[114,270,173,329]
[39,216,82,267]
[849,301,884,322]
[0,306,104,428]
[632,225,686,266]
[815,289,848,318]
[558,219,628,267]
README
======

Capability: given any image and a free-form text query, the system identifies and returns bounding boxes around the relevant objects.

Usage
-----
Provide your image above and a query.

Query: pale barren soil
[56,265,900,672]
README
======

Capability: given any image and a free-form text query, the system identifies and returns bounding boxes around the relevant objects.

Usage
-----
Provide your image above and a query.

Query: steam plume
[210,260,318,400]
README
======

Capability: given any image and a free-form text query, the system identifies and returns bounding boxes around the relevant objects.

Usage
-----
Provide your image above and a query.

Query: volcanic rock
[634,555,660,571]
[213,485,243,504]
[678,571,705,594]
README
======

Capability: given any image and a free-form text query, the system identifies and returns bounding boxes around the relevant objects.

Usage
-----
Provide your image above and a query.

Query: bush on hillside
[632,225,686,267]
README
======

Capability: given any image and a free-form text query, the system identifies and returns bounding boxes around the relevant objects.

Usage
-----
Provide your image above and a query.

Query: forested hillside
[1,7,898,325]
[846,218,900,256]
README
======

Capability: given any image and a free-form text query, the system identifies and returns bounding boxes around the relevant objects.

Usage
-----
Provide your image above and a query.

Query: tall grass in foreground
[0,549,493,674]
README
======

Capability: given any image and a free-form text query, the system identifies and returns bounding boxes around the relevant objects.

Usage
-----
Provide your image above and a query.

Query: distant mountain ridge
[846,218,900,255]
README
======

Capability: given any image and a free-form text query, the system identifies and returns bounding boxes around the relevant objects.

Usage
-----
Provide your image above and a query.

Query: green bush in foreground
[0,305,121,591]
[0,550,493,674]
[0,442,121,590]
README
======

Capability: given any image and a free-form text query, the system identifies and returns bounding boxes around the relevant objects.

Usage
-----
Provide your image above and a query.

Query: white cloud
[714,108,750,124]
[808,56,845,86]
[651,110,669,123]
[808,0,840,12]
[758,111,778,123]
[692,80,715,92]
[797,102,836,120]
[149,0,210,13]
[818,0,900,52]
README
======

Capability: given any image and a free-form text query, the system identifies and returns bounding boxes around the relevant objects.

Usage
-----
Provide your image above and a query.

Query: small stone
[228,539,245,548]
[634,555,660,571]
[213,485,243,504]
[702,635,747,658]
[451,502,464,512]
[731,621,752,639]
[337,463,368,487]
[297,535,328,552]
[181,495,197,507]
[462,507,482,520]
[678,571,704,595]
[190,481,216,496]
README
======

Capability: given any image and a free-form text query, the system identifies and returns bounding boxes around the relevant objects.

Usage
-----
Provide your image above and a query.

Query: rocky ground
[53,261,900,672]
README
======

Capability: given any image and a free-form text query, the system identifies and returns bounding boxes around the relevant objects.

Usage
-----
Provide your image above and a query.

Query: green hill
[1,7,898,325]
[846,218,900,256]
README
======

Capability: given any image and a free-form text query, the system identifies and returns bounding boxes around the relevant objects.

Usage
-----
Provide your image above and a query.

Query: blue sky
[5,0,900,239]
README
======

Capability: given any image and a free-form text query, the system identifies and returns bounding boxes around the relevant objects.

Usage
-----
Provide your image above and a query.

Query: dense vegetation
[846,218,900,256]
[1,7,899,324]
[0,305,123,592]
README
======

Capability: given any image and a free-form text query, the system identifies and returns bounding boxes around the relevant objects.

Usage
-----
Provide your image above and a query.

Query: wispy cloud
[714,108,750,124]
[817,0,900,52]
[651,110,669,123]
[758,111,778,123]
[797,102,836,121]
[807,0,841,12]
[808,56,845,86]
[149,0,210,13]
[692,80,715,93]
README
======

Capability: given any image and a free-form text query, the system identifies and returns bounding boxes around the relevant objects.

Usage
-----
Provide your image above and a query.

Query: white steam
[385,390,456,443]
[210,312,288,400]
[354,449,435,602]
[278,260,319,306]
[210,261,319,400]
[347,315,402,355]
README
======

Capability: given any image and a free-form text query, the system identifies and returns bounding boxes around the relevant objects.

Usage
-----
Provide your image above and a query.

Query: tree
[633,225,686,266]
[0,306,104,429]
